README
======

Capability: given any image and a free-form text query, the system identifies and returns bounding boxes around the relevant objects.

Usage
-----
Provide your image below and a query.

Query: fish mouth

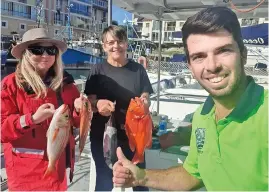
[61,104,69,114]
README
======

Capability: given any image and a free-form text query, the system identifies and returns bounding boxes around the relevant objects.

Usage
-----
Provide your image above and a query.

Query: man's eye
[193,56,203,61]
[219,48,232,54]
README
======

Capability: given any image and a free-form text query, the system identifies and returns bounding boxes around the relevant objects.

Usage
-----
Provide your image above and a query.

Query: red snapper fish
[44,104,71,178]
[125,97,152,164]
[79,98,93,157]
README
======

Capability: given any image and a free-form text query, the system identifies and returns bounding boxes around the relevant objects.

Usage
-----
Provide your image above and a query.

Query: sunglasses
[27,46,58,56]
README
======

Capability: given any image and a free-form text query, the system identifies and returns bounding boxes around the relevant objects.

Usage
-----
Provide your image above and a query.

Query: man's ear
[241,46,248,66]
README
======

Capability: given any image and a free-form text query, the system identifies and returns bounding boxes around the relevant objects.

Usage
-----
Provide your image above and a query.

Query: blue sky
[112,5,132,25]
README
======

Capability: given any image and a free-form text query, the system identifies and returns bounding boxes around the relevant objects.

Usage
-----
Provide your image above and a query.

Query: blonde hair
[15,49,64,98]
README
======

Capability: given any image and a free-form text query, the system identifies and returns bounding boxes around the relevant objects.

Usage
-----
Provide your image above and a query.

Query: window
[179,22,184,28]
[165,22,176,31]
[54,29,59,35]
[152,32,159,41]
[164,31,173,41]
[146,23,150,28]
[20,23,26,30]
[2,21,8,28]
[18,0,27,3]
[152,21,160,30]
[241,18,259,26]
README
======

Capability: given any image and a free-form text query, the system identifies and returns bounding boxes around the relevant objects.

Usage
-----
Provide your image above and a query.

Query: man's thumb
[116,147,128,163]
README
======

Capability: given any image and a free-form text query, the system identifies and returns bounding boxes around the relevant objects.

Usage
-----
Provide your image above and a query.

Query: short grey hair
[101,25,127,43]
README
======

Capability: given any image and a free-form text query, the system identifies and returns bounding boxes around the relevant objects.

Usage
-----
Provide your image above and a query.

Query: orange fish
[79,98,93,157]
[44,104,71,178]
[125,97,152,164]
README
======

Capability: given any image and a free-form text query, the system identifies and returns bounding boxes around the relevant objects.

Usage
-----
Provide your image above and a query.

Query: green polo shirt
[183,77,268,191]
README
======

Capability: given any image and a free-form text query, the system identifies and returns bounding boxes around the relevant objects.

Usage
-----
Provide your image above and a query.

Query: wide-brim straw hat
[11,28,67,59]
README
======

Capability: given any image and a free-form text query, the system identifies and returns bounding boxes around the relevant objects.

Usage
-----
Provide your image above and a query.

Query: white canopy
[112,0,268,20]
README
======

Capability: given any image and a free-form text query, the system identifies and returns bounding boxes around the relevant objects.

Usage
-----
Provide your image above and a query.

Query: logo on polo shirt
[195,128,205,153]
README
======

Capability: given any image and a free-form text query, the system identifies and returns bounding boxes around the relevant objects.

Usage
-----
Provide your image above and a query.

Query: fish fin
[125,124,136,152]
[146,137,152,148]
[129,138,136,152]
[78,153,82,162]
[43,165,56,179]
[52,128,60,142]
[146,119,153,148]
[79,145,84,157]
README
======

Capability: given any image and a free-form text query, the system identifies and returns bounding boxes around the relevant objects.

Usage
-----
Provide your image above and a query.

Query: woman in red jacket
[1,28,84,191]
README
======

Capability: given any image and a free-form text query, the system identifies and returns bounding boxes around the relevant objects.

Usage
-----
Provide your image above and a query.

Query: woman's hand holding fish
[32,103,55,124]
[113,147,146,188]
[96,99,115,116]
[74,93,85,113]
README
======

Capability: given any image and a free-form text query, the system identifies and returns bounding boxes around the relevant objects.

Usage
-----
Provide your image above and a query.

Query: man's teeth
[209,76,225,83]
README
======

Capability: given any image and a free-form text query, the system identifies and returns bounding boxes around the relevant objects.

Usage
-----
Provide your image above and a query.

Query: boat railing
[150,91,207,105]
[64,63,92,69]
[147,60,268,82]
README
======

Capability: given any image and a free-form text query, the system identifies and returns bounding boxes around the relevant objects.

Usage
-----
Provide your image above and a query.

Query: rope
[229,0,265,13]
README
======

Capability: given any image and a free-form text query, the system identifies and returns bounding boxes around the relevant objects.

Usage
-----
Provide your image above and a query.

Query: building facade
[132,14,268,45]
[1,0,108,41]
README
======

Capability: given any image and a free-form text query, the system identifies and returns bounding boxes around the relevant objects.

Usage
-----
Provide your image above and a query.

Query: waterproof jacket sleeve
[1,78,38,143]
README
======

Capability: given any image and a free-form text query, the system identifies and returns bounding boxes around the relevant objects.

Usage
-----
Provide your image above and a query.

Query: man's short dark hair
[102,25,127,43]
[182,7,244,62]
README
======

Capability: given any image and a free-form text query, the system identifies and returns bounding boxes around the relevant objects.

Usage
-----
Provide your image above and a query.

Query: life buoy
[137,56,148,69]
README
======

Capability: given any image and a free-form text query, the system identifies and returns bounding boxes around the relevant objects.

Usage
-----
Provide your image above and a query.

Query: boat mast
[66,0,73,46]
[36,0,43,28]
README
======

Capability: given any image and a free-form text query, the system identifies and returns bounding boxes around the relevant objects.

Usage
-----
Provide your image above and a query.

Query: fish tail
[132,151,144,165]
[43,165,56,179]
[79,140,85,154]
[78,153,82,162]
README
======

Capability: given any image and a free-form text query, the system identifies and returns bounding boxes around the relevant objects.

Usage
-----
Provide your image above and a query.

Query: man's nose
[204,55,222,73]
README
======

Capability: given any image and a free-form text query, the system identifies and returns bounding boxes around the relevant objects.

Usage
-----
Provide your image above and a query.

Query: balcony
[76,0,92,4]
[18,0,27,3]
[164,26,176,31]
[70,9,91,17]
[54,20,64,25]
[1,8,33,20]
[92,0,107,9]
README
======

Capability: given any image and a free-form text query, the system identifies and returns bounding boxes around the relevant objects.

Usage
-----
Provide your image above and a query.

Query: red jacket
[1,72,80,191]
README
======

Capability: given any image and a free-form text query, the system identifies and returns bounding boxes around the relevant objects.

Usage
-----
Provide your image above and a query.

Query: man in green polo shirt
[111,6,268,191]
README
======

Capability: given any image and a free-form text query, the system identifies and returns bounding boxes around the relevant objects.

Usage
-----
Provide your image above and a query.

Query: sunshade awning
[172,23,269,45]
[112,0,268,21]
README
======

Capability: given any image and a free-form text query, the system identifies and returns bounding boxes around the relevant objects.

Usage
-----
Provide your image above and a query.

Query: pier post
[157,19,163,114]
[108,0,112,26]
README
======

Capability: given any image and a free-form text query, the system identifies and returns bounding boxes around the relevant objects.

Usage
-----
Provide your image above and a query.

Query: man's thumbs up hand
[112,147,146,188]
